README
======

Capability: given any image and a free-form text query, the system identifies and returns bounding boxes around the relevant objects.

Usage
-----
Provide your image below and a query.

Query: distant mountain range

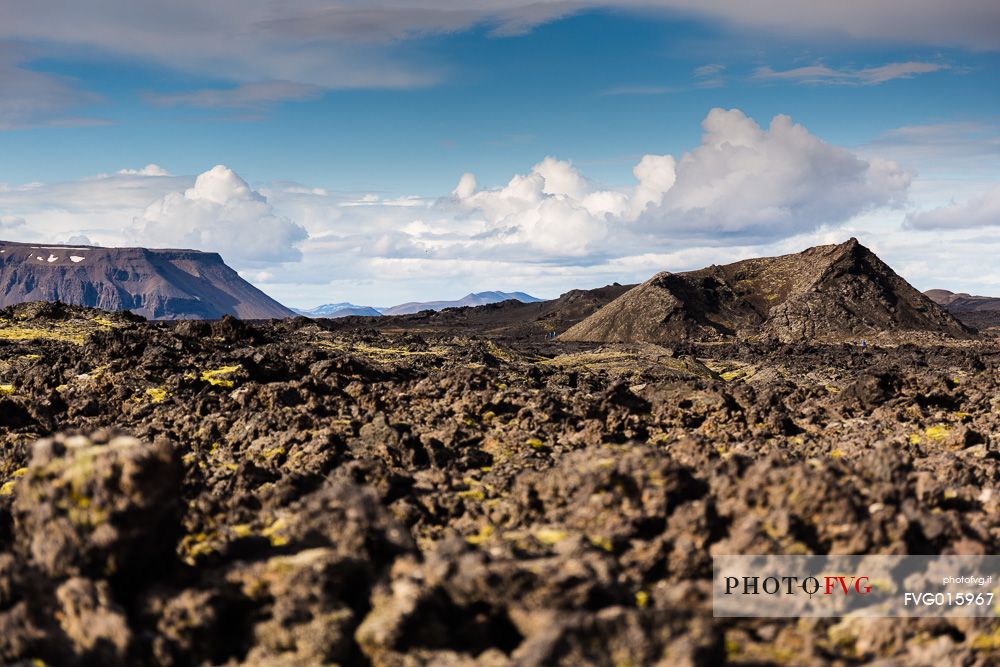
[0,240,295,320]
[381,291,542,316]
[296,291,543,319]
[925,289,1000,331]
[327,283,635,339]
[6,236,989,342]
[293,303,383,318]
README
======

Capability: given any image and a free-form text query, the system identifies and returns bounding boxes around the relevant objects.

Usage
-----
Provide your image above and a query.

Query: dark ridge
[925,289,1000,332]
[561,239,973,344]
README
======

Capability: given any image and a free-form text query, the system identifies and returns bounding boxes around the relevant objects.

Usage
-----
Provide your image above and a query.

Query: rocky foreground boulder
[0,434,724,665]
[0,433,417,665]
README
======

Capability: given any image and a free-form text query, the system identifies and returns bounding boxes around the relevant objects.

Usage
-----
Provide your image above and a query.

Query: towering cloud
[130,165,307,264]
[638,109,911,239]
[451,108,911,250]
[452,157,619,255]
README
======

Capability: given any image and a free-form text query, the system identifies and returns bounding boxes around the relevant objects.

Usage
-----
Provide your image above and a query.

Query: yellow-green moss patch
[200,365,241,388]
[0,322,86,344]
[466,524,494,545]
[92,316,124,328]
[534,528,568,545]
[458,489,486,502]
[145,387,168,403]
[924,424,951,443]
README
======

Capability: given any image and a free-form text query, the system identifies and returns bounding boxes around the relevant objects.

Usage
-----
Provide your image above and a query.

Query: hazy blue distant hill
[294,303,383,318]
[381,291,542,316]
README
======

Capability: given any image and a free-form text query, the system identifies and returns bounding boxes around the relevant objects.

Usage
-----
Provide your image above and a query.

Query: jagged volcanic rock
[561,239,972,344]
[2,304,1000,664]
[0,240,295,320]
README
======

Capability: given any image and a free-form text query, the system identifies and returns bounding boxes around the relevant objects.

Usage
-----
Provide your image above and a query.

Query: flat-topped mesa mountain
[562,239,973,344]
[926,289,1000,331]
[0,240,295,320]
[381,291,542,316]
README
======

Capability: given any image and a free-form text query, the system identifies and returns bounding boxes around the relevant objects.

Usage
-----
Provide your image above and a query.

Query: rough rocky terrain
[0,240,295,320]
[1,300,1000,665]
[562,239,971,345]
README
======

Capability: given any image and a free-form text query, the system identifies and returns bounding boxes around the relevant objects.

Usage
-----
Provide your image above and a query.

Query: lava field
[1,302,1000,665]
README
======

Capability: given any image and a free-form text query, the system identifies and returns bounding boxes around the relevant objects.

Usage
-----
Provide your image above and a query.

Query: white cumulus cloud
[905,183,1000,230]
[129,165,308,263]
[452,157,623,256]
[637,109,912,240]
[451,108,910,248]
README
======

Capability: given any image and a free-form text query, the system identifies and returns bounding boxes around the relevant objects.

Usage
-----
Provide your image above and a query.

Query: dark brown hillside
[926,289,1000,332]
[325,282,635,339]
[562,239,972,344]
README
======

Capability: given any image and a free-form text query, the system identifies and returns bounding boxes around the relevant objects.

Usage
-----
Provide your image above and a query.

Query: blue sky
[1,2,999,307]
